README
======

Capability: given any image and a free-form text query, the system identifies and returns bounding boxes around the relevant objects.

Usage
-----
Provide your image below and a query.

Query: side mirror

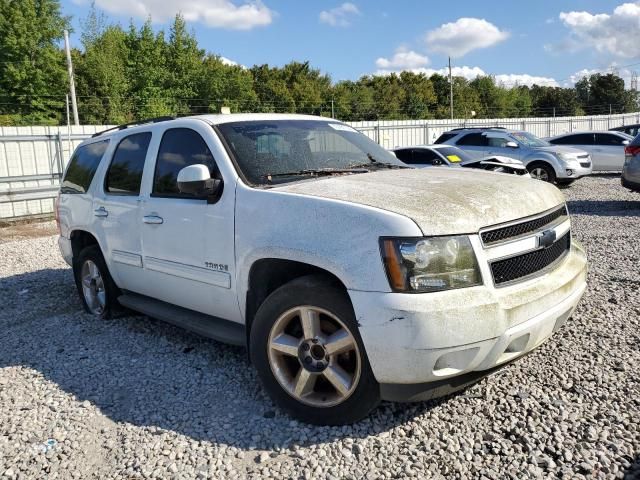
[177,164,222,199]
[505,141,519,149]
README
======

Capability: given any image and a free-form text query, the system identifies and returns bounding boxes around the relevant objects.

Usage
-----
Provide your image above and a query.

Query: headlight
[558,153,576,162]
[380,236,482,292]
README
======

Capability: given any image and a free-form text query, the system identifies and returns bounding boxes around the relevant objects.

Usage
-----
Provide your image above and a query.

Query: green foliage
[0,0,638,125]
[0,0,70,124]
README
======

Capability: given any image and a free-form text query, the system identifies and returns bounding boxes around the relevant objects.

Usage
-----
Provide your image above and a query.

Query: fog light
[566,169,574,176]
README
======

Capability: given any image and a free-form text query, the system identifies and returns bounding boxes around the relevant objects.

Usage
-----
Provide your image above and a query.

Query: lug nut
[302,343,310,351]
[312,338,318,344]
[304,357,312,364]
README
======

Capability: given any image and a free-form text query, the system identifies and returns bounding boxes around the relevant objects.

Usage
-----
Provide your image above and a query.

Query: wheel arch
[244,258,351,350]
[70,229,101,260]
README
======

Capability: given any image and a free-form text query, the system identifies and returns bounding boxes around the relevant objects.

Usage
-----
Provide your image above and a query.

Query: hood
[273,168,565,236]
[534,145,589,157]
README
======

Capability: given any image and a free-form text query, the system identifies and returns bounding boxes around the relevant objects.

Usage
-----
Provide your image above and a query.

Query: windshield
[216,120,405,185]
[510,131,549,147]
[433,146,474,163]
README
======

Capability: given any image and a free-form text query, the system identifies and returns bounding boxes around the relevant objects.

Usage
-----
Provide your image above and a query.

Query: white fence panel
[1,113,640,219]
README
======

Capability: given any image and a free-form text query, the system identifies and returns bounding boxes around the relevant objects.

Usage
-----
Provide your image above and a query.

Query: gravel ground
[0,175,639,479]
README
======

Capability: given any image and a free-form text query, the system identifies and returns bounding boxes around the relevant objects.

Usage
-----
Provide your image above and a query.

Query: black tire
[527,162,557,183]
[557,179,575,188]
[250,275,380,425]
[73,245,120,319]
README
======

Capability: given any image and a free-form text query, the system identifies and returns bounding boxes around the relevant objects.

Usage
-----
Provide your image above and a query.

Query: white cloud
[556,2,640,58]
[565,65,635,88]
[219,56,247,68]
[375,65,558,87]
[319,3,360,27]
[494,74,558,88]
[425,18,509,58]
[94,0,274,30]
[375,47,429,70]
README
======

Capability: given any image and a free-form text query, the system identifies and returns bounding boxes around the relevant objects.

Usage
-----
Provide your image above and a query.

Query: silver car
[622,134,640,192]
[436,128,592,184]
[547,131,633,172]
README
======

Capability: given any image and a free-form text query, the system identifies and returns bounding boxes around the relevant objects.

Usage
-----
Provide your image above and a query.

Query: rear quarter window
[61,140,110,194]
[434,132,457,144]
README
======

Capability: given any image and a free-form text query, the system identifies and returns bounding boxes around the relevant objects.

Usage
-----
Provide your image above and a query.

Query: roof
[90,113,337,139]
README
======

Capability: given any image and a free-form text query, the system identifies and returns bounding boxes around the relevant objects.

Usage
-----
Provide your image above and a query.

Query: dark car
[611,124,640,138]
[622,134,640,192]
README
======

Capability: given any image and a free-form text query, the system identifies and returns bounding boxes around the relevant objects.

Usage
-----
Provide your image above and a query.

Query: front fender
[234,185,423,317]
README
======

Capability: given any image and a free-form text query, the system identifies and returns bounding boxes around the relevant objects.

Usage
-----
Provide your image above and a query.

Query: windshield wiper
[261,167,369,181]
[347,154,409,170]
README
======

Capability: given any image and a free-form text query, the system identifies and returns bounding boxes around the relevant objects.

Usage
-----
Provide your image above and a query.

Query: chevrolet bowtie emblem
[537,229,556,249]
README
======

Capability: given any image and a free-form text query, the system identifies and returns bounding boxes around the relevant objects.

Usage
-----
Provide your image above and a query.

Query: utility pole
[63,30,79,126]
[448,56,454,120]
[331,99,335,118]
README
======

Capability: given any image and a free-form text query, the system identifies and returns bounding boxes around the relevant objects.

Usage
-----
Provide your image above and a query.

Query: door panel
[138,126,239,323]
[92,132,152,292]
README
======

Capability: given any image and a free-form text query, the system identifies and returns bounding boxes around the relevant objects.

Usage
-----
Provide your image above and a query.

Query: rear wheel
[528,163,556,183]
[250,276,380,425]
[73,245,120,319]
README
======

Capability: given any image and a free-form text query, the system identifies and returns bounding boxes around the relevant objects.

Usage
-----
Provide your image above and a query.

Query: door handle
[94,206,108,217]
[143,215,164,225]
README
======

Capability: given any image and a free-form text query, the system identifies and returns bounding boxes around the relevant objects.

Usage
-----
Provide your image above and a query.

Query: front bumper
[349,242,587,394]
[556,162,592,180]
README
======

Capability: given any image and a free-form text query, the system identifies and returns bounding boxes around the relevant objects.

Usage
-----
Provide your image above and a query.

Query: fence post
[56,133,64,179]
[547,119,551,137]
[374,125,380,145]
[425,122,429,144]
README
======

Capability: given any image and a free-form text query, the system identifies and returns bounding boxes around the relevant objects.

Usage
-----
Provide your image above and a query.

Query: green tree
[75,19,130,123]
[166,14,204,115]
[0,0,69,124]
[125,20,172,118]
[575,73,636,114]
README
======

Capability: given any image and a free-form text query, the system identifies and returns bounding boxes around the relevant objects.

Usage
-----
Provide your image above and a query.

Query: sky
[61,0,640,88]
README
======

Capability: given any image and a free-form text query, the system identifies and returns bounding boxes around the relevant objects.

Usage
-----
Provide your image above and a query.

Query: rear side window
[153,128,219,197]
[551,134,594,145]
[412,149,441,165]
[434,132,457,144]
[393,149,413,163]
[105,133,152,195]
[61,140,110,194]
[594,133,626,146]
[456,133,487,146]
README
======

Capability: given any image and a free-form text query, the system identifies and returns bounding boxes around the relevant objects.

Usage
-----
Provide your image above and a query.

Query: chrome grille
[490,232,571,285]
[481,206,568,245]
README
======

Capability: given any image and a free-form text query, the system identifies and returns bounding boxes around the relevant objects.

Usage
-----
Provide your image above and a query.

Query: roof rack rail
[450,126,508,131]
[92,116,175,138]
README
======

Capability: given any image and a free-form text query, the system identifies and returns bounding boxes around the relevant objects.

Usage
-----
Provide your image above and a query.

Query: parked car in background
[622,134,640,192]
[546,131,633,172]
[392,145,529,176]
[435,128,592,184]
[56,114,587,425]
[610,123,640,138]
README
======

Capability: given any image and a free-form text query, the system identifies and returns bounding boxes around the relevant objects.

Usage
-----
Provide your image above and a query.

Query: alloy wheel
[267,306,361,407]
[81,259,106,315]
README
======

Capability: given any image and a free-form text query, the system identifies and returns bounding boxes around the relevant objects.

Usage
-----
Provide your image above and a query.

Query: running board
[118,293,245,346]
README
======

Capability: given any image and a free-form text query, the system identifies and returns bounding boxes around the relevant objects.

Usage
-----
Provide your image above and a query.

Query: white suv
[57,114,588,425]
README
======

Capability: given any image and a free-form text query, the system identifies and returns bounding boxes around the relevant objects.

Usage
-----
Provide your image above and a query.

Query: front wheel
[528,163,557,183]
[250,276,380,425]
